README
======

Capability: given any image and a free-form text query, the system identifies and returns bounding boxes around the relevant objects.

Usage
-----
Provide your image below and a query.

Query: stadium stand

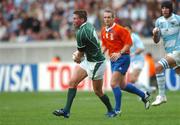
[0,0,179,42]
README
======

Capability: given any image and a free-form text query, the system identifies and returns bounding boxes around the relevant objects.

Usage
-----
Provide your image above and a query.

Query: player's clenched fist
[152,27,160,43]
[72,51,84,63]
[152,27,160,35]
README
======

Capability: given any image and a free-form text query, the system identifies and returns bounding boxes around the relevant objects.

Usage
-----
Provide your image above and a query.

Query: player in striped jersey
[152,1,180,106]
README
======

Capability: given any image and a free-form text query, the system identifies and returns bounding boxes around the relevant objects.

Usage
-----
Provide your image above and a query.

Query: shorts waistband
[122,53,129,55]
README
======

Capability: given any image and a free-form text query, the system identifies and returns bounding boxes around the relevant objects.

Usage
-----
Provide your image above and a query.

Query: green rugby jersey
[75,22,105,62]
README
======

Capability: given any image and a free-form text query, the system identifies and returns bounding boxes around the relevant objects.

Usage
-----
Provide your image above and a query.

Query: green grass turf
[0,91,180,125]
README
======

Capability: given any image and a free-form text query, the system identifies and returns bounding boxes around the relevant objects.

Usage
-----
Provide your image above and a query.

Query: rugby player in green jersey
[53,10,116,118]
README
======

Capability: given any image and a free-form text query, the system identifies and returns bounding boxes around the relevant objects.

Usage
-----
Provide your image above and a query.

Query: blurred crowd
[0,0,179,43]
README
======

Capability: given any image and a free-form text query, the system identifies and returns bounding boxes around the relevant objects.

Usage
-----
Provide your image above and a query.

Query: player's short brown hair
[73,10,87,22]
[161,1,173,13]
[104,8,115,18]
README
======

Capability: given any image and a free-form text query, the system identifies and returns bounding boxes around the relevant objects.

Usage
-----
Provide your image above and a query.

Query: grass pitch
[0,91,180,125]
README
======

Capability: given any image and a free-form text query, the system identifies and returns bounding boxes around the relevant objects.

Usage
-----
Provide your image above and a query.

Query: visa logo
[0,64,38,92]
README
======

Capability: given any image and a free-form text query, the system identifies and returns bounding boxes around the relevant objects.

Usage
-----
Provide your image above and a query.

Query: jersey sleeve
[76,30,86,52]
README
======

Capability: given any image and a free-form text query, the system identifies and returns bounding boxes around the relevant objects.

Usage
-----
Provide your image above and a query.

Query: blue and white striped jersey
[130,33,145,62]
[155,13,180,53]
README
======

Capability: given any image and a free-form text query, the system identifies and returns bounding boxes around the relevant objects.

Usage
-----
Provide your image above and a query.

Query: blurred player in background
[125,24,147,91]
[152,1,180,106]
[101,8,150,115]
[53,10,116,118]
[145,52,157,90]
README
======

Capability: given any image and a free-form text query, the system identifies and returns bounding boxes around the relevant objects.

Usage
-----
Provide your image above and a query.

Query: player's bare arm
[72,50,84,63]
[102,46,107,54]
[110,44,131,61]
[130,48,144,57]
[152,27,160,43]
[135,48,144,55]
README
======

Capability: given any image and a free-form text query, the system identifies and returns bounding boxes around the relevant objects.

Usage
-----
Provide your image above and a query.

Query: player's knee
[155,64,164,74]
[111,82,120,88]
[119,83,126,89]
[129,77,137,83]
[94,90,103,97]
[68,80,78,88]
[156,58,170,73]
[130,79,136,83]
[130,70,140,82]
[110,78,120,88]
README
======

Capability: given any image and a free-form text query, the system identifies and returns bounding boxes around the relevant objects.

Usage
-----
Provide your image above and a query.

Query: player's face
[73,14,83,28]
[103,12,114,27]
[162,7,171,18]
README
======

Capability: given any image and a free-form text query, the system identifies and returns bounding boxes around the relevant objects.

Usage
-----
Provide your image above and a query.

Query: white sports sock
[156,72,166,96]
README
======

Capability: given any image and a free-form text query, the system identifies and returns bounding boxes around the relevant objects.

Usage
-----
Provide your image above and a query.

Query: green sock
[64,88,77,113]
[99,94,113,112]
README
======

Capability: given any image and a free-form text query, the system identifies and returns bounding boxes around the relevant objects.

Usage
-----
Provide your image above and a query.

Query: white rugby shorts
[129,60,144,73]
[167,51,180,66]
[80,59,106,80]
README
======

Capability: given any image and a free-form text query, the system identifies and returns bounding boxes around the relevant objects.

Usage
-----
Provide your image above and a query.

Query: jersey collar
[163,13,174,20]
[80,22,87,28]
[105,23,116,32]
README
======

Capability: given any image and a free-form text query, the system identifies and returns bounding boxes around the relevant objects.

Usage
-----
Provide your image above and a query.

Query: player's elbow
[153,35,160,44]
[153,39,159,44]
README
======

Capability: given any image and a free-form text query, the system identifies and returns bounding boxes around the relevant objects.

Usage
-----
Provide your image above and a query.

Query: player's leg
[87,61,116,117]
[110,71,123,114]
[128,63,151,92]
[122,78,150,109]
[128,60,145,86]
[90,61,116,117]
[92,79,116,117]
[128,68,144,91]
[152,52,179,106]
[168,51,180,75]
[121,79,150,109]
[128,68,141,83]
[110,55,131,113]
[152,51,180,106]
[114,55,150,109]
[175,67,180,75]
[63,65,87,112]
[53,65,87,118]
[152,57,170,106]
